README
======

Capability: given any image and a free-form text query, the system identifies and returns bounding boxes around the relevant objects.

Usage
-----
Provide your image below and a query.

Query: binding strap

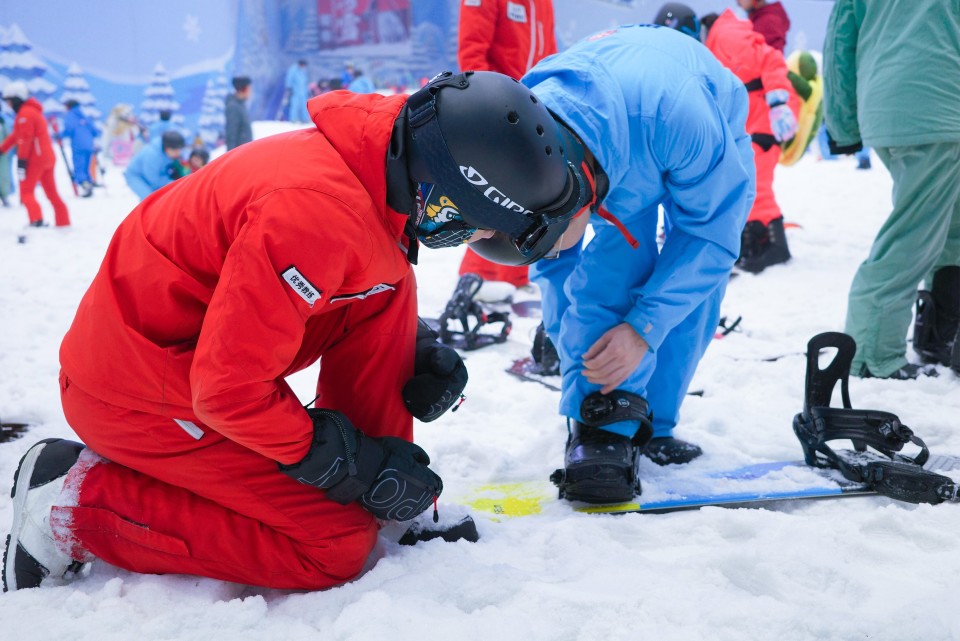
[792,332,957,504]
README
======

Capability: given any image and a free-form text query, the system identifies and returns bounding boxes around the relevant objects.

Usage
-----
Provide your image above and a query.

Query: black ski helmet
[653,3,701,40]
[404,71,591,265]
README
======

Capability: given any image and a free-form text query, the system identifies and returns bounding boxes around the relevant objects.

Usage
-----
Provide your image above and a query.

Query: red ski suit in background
[705,10,793,226]
[457,0,557,287]
[55,92,419,589]
[0,97,70,227]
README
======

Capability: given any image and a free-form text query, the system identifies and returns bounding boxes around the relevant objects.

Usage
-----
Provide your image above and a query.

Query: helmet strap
[385,113,420,264]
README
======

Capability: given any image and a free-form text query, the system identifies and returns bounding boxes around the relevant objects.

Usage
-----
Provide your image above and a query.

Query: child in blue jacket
[123,130,186,201]
[523,25,755,502]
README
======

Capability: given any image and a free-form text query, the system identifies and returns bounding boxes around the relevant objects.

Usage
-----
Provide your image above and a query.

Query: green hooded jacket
[824,0,960,148]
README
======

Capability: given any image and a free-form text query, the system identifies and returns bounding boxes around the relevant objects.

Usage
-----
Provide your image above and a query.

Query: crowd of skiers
[2,0,958,599]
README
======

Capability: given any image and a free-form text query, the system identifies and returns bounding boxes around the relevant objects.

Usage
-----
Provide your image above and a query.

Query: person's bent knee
[297,519,378,590]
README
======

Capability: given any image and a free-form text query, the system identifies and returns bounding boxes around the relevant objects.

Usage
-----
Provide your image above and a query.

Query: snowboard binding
[436,274,511,351]
[550,391,655,504]
[792,332,959,504]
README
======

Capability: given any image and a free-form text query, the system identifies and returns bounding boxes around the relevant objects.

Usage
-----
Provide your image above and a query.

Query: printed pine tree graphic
[139,63,180,125]
[197,75,229,148]
[0,23,59,114]
[60,62,102,120]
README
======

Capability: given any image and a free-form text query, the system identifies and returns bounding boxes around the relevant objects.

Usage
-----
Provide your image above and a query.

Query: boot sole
[3,439,58,592]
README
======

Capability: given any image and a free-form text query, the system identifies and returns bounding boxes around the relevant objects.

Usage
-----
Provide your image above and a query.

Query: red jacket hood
[307,91,410,237]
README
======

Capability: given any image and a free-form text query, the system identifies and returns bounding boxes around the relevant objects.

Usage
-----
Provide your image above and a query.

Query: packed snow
[1,122,958,641]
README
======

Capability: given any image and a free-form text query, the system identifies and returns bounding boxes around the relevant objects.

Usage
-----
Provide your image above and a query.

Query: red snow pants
[746,140,783,225]
[54,278,420,590]
[21,163,70,227]
[459,247,530,288]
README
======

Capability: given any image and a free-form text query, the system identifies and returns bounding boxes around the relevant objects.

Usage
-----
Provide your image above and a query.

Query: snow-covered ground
[1,125,959,641]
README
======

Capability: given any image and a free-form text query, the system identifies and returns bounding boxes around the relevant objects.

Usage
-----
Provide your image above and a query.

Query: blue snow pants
[532,209,726,438]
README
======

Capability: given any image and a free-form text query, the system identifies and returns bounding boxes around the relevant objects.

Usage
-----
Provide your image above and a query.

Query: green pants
[845,141,960,377]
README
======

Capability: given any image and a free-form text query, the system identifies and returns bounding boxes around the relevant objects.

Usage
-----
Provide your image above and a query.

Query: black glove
[16,158,27,182]
[402,318,467,422]
[278,408,442,522]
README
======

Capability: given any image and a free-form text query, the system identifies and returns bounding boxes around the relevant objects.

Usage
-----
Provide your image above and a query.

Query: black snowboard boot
[550,391,654,504]
[531,322,560,376]
[642,437,703,466]
[735,217,791,274]
[913,266,960,366]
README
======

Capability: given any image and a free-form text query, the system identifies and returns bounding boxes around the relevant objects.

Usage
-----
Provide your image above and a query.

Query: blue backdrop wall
[0,0,835,140]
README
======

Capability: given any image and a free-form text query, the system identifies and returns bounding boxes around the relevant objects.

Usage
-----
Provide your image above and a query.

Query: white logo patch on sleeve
[281,266,322,306]
[506,1,527,22]
[464,0,481,6]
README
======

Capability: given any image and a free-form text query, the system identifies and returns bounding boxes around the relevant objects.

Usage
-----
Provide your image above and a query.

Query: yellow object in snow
[460,482,554,517]
[780,50,823,167]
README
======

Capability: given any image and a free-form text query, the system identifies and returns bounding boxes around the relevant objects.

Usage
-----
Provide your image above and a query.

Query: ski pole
[48,117,79,196]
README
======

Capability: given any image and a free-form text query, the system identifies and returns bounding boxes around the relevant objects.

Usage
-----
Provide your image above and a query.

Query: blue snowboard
[457,454,960,516]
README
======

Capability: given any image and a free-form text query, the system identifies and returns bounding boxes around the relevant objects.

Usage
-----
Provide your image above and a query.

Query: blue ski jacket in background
[524,25,755,437]
[124,141,177,201]
[61,105,99,152]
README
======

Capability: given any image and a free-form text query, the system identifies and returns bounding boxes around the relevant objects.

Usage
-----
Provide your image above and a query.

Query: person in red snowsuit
[4,72,593,592]
[702,9,797,273]
[737,0,791,52]
[0,81,70,228]
[456,0,558,291]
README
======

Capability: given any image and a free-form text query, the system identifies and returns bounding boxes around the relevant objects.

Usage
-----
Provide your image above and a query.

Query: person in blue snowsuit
[284,60,310,123]
[123,130,186,201]
[60,100,100,197]
[522,24,755,502]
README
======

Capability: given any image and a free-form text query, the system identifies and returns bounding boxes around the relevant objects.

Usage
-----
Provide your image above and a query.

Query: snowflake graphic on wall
[183,15,202,42]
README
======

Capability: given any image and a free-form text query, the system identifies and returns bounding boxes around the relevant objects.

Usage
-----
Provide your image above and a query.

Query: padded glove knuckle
[403,327,468,422]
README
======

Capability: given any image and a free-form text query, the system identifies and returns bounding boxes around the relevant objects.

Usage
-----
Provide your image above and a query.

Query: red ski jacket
[60,92,416,465]
[0,97,56,170]
[705,10,792,137]
[458,0,557,80]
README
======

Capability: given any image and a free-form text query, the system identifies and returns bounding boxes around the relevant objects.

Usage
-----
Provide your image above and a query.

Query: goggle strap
[596,205,640,249]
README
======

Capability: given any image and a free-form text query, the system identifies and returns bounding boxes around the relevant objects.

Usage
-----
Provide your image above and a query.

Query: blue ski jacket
[61,105,99,153]
[124,141,177,201]
[523,25,755,433]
